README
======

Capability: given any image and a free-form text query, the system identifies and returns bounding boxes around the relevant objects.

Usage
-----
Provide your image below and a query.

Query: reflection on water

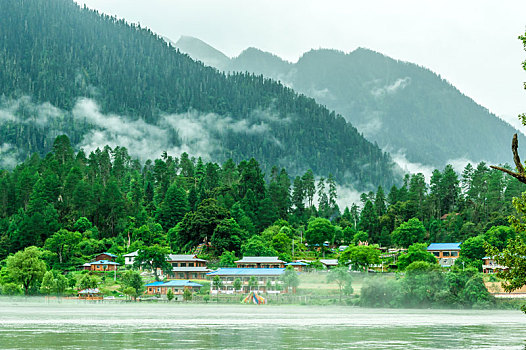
[0,300,524,349]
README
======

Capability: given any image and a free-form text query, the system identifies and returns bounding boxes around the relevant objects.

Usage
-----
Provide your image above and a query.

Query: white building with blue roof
[427,242,461,267]
[145,280,203,299]
[207,268,286,294]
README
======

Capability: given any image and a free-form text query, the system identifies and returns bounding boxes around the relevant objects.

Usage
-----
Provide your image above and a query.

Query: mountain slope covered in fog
[175,36,523,169]
[0,0,400,189]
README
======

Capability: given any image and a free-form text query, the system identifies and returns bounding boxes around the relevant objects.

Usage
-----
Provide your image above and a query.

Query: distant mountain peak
[177,36,524,168]
[174,35,230,69]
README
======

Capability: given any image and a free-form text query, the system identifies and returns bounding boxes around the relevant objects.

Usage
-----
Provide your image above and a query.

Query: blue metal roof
[163,280,203,287]
[207,268,285,276]
[286,262,309,266]
[91,260,120,265]
[101,252,118,258]
[145,281,165,287]
[427,243,461,251]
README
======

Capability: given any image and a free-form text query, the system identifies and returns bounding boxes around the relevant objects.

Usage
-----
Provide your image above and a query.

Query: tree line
[0,135,524,271]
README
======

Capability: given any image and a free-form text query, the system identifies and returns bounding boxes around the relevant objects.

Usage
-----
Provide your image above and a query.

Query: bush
[360,277,402,308]
[1,283,23,296]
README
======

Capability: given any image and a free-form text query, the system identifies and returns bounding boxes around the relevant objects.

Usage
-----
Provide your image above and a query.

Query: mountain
[174,37,524,169]
[0,0,400,190]
[174,36,230,70]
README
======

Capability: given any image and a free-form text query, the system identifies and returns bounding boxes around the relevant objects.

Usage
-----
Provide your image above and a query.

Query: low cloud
[0,95,292,168]
[72,98,173,160]
[306,86,334,100]
[356,113,383,137]
[73,98,287,161]
[391,152,435,181]
[371,77,411,97]
[0,143,21,169]
[0,96,62,126]
[392,150,482,182]
[335,184,364,210]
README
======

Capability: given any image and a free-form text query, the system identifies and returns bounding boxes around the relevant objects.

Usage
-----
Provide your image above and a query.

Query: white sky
[75,0,526,130]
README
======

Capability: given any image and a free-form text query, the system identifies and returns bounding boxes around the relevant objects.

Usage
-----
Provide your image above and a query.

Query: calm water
[0,300,524,349]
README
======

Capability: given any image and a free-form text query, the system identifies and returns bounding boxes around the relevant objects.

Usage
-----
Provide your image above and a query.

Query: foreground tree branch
[490,133,526,184]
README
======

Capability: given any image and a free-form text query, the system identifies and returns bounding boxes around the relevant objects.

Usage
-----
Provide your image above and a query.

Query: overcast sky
[75,0,526,131]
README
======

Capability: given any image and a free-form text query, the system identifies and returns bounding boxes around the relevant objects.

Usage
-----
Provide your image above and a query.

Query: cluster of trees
[0,245,144,296]
[0,135,346,269]
[360,262,494,309]
[341,163,525,248]
[1,135,524,274]
[0,0,398,187]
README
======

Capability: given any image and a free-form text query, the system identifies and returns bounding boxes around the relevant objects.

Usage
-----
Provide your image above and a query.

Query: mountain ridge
[0,0,400,191]
[173,36,523,169]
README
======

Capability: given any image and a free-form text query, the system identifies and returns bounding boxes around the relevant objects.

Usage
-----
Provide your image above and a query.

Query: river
[0,300,524,349]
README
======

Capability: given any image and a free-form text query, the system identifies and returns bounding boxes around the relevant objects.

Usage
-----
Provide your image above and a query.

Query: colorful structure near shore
[242,291,266,304]
[78,288,103,300]
[145,280,203,300]
[207,267,286,294]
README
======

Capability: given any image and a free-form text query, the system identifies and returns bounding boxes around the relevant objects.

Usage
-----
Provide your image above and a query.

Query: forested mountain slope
[175,37,524,168]
[0,0,399,190]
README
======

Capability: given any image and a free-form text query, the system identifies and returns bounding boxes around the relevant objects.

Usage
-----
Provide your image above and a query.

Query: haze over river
[0,300,524,349]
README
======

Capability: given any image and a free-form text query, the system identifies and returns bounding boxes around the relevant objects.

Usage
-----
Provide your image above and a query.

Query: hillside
[0,0,399,190]
[174,37,524,168]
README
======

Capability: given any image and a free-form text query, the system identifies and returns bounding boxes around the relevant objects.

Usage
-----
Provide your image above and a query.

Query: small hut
[78,288,103,300]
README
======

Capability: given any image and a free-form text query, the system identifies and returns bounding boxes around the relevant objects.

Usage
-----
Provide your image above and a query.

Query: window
[179,273,185,278]
[433,252,440,257]
[172,263,177,267]
[451,251,458,257]
[180,263,186,267]
[189,263,194,267]
[443,251,450,257]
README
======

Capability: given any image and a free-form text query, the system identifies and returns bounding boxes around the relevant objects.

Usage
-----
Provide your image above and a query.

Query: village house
[319,259,339,270]
[482,256,507,274]
[145,280,203,299]
[82,260,120,271]
[427,243,461,267]
[285,261,309,272]
[78,288,103,300]
[123,250,138,267]
[207,268,286,294]
[94,252,117,262]
[166,254,211,280]
[235,256,285,268]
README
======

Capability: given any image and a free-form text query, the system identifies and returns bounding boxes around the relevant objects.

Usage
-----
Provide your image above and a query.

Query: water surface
[0,300,524,349]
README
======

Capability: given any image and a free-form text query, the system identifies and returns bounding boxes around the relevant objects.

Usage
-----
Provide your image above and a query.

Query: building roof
[145,281,165,287]
[427,243,462,251]
[163,280,203,287]
[166,254,207,263]
[98,252,118,258]
[90,260,120,265]
[319,259,339,266]
[171,267,212,272]
[286,262,309,266]
[207,268,285,276]
[123,250,139,257]
[235,257,285,264]
[78,288,100,294]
